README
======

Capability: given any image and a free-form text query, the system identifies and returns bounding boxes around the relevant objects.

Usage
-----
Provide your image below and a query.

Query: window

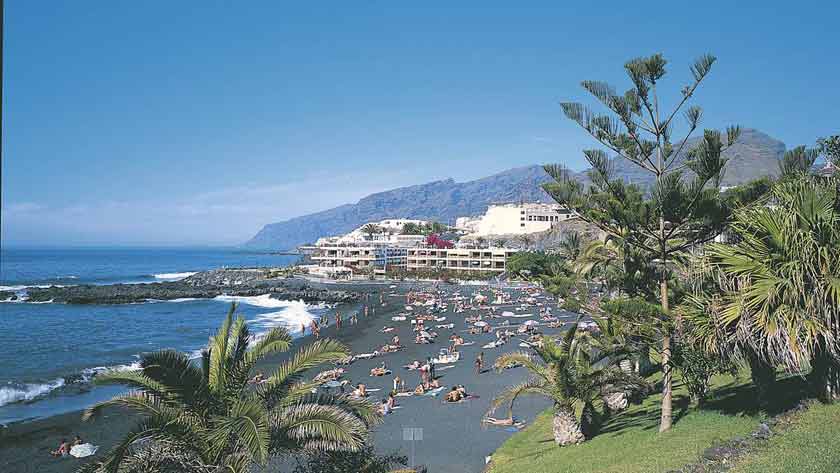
[521,223,525,227]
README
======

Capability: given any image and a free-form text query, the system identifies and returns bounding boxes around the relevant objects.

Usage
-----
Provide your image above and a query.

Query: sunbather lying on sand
[370,367,391,377]
[351,383,367,398]
[445,386,463,403]
[51,439,70,457]
[483,416,526,428]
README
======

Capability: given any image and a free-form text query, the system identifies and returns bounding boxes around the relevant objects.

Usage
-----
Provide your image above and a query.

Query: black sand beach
[0,281,571,473]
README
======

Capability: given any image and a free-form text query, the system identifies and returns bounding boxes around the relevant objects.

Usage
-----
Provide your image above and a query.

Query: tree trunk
[808,338,840,403]
[659,275,673,432]
[745,348,776,409]
[635,344,655,376]
[580,401,600,439]
[552,407,585,446]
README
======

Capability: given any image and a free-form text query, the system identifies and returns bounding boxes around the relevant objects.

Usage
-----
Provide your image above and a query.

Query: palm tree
[487,323,643,445]
[702,175,840,402]
[557,232,583,260]
[576,230,660,302]
[80,305,380,473]
[361,224,382,240]
[778,145,820,177]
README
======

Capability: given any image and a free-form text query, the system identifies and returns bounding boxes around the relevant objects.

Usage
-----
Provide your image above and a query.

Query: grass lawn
[489,374,810,473]
[729,401,840,473]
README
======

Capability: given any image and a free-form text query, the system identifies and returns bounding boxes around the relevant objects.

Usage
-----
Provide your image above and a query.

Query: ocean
[0,247,327,425]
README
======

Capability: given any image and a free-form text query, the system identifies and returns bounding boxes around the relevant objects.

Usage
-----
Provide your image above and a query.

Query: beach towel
[70,444,98,458]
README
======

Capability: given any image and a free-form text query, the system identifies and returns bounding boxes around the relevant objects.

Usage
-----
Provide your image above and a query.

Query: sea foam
[153,272,198,280]
[0,379,66,407]
[213,294,318,335]
[0,362,142,408]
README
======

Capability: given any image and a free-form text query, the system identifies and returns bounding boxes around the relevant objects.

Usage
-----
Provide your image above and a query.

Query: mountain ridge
[244,128,785,250]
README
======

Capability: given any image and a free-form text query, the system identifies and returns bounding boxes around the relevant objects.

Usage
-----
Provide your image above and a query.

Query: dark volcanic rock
[24,272,357,305]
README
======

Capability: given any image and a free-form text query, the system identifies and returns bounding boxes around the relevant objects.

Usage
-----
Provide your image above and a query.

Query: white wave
[0,379,65,407]
[145,297,201,303]
[154,272,197,280]
[213,295,318,336]
[213,294,297,309]
[187,348,206,360]
[0,297,55,304]
[252,306,316,336]
[0,284,62,291]
[80,361,142,382]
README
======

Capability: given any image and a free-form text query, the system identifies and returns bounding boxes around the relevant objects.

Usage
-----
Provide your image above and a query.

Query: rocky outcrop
[23,271,358,305]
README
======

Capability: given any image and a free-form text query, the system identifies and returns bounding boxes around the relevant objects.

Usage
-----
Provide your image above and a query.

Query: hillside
[245,128,785,250]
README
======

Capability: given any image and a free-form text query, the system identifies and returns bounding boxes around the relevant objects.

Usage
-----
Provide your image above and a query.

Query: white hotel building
[456,202,575,236]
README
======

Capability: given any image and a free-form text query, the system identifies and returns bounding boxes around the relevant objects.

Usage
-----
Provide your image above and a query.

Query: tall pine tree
[542,53,739,432]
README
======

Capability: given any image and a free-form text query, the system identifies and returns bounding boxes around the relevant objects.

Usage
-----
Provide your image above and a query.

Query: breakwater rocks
[23,269,358,305]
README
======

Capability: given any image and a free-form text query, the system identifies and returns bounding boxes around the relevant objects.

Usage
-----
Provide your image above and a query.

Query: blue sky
[3,1,838,246]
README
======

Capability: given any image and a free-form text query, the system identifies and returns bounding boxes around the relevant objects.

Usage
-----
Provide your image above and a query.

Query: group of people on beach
[311,285,559,429]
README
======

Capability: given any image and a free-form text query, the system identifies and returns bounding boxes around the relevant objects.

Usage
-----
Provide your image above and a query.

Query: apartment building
[406,246,517,273]
[300,243,409,272]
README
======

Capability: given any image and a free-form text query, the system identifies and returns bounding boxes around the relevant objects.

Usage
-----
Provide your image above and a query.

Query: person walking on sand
[475,352,484,375]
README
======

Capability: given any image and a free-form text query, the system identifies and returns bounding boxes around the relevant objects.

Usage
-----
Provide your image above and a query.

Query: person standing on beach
[312,320,320,339]
[336,311,342,329]
[364,305,369,317]
[475,352,484,375]
[428,357,436,380]
[419,361,429,388]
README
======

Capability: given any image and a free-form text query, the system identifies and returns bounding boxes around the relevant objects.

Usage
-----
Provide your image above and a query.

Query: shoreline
[0,280,570,473]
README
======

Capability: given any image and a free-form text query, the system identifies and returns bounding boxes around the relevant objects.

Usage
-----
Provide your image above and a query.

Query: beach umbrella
[70,444,98,458]
[473,321,488,327]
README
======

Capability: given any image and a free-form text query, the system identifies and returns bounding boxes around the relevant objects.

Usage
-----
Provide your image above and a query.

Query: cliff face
[245,128,786,250]
[244,165,568,250]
